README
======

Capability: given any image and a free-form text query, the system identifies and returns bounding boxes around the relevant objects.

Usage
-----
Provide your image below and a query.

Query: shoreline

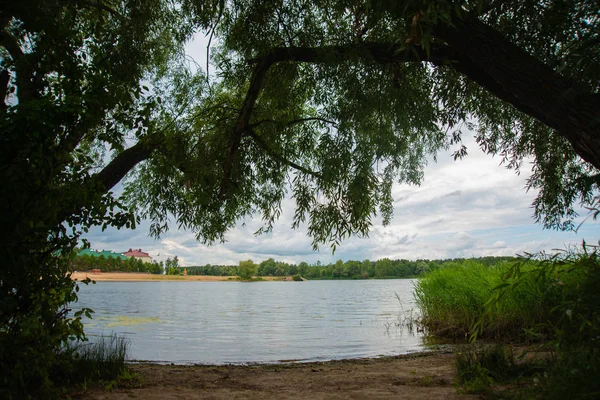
[70,271,282,282]
[125,348,440,367]
[70,271,415,282]
[79,349,477,399]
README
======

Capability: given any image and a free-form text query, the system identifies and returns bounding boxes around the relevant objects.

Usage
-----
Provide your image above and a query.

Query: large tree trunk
[441,14,600,170]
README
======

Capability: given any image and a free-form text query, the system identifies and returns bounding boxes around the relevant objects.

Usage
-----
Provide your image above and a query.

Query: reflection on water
[75,279,424,364]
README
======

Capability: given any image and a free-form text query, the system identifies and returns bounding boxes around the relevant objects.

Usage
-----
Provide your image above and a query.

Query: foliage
[482,245,600,399]
[417,245,600,397]
[0,250,96,398]
[125,0,600,251]
[165,256,181,275]
[292,274,303,281]
[0,0,194,396]
[455,344,540,394]
[237,260,258,280]
[2,0,599,396]
[185,256,516,279]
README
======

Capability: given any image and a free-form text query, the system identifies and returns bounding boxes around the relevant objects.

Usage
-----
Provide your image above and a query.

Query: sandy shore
[70,272,282,282]
[77,351,477,399]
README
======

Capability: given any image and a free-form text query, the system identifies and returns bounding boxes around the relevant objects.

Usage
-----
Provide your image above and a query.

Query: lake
[75,279,425,364]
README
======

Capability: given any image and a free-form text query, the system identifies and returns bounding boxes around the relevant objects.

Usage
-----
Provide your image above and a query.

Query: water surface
[75,279,424,364]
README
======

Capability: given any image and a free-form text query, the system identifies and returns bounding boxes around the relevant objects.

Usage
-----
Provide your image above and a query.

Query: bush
[292,274,303,281]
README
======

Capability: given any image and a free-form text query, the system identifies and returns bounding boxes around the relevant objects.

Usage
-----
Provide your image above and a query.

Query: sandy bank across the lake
[78,351,477,399]
[70,272,282,282]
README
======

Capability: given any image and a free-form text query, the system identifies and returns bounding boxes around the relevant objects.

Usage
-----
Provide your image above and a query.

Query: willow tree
[1,0,599,395]
[128,0,599,247]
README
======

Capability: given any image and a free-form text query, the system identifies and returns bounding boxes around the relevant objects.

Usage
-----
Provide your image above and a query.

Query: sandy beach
[70,271,282,282]
[76,351,478,399]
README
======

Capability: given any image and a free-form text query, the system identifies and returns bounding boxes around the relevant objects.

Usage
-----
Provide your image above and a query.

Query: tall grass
[414,259,578,341]
[416,245,600,397]
[52,334,129,386]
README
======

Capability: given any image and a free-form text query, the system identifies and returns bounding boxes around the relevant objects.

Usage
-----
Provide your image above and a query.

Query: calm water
[75,279,425,364]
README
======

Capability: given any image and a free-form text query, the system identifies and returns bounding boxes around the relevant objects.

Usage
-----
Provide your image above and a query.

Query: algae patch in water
[104,315,162,327]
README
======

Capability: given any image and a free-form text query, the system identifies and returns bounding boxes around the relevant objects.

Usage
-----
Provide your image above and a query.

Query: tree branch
[247,42,453,65]
[219,42,453,198]
[93,135,163,192]
[0,29,39,103]
[238,28,600,172]
[0,29,25,63]
[250,117,338,129]
[220,56,276,199]
[438,13,600,170]
[77,0,125,21]
[56,134,163,224]
[246,128,320,178]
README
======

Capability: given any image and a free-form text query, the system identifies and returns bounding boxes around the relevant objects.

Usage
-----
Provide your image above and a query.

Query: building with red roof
[122,248,153,263]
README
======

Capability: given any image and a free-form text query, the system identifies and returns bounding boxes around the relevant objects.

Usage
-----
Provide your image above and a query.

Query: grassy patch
[52,334,135,392]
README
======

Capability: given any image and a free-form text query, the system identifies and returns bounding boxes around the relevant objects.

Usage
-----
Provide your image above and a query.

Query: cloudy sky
[82,36,598,267]
[84,134,598,266]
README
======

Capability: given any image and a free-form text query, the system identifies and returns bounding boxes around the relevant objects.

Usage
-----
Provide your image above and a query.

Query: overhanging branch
[250,117,339,129]
[230,28,600,175]
[247,42,453,65]
[93,135,163,192]
[56,134,163,224]
[246,128,320,178]
[219,41,454,198]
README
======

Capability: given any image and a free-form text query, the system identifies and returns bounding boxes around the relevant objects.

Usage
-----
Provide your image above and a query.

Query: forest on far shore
[71,252,516,279]
[183,256,517,279]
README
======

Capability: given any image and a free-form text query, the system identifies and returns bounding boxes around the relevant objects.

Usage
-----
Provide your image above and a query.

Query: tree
[165,0,598,238]
[165,256,181,275]
[298,261,309,277]
[258,258,277,276]
[0,0,197,395]
[2,0,600,394]
[375,258,394,278]
[238,259,258,279]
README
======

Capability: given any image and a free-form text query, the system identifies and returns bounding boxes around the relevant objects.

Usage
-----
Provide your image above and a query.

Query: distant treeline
[71,254,163,274]
[184,256,518,279]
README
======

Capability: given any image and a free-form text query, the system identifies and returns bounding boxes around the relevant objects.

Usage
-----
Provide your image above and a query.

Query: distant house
[122,248,153,263]
[78,249,128,260]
